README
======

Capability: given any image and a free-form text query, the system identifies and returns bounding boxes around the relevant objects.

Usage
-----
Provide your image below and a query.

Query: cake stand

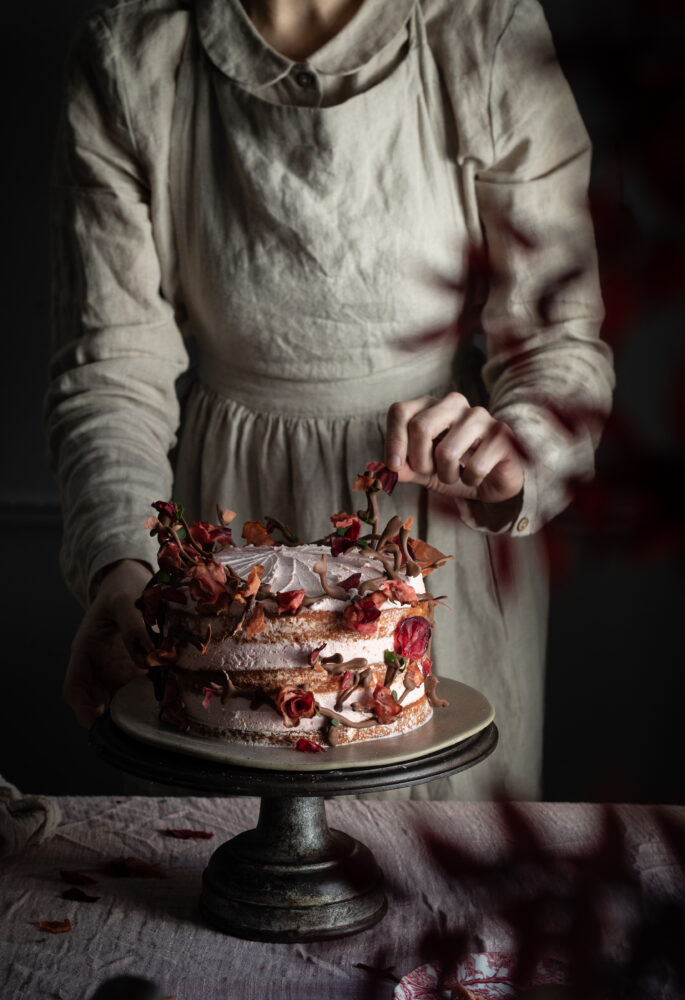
[90,676,497,943]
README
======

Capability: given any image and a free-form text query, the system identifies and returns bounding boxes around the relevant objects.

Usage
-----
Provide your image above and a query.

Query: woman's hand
[385,392,524,504]
[63,560,153,728]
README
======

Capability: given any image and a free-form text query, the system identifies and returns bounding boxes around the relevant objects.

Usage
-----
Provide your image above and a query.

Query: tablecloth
[1,798,683,1000]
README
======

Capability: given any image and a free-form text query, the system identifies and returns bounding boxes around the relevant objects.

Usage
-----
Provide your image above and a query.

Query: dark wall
[2,0,683,800]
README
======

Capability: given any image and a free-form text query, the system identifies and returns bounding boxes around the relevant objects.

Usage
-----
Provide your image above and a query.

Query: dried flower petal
[295,737,327,753]
[161,829,214,840]
[379,579,418,605]
[146,637,179,669]
[409,537,449,576]
[309,642,327,665]
[330,511,360,530]
[152,500,178,520]
[340,670,355,692]
[369,684,402,724]
[330,520,361,556]
[60,888,100,903]
[276,687,316,728]
[353,473,376,492]
[201,686,215,710]
[38,920,71,934]
[242,521,276,546]
[276,589,306,615]
[421,657,433,676]
[245,604,267,638]
[342,594,383,636]
[394,616,432,660]
[366,461,399,495]
[338,573,362,591]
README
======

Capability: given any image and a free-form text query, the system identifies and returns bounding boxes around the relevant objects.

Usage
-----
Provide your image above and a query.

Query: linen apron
[165,1,547,800]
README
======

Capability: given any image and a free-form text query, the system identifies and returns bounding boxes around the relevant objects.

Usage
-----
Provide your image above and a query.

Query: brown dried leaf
[38,919,71,934]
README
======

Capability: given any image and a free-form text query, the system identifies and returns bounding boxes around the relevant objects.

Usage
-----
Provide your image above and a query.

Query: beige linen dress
[47,0,614,799]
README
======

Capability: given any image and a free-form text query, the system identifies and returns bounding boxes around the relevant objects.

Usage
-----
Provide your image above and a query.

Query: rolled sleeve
[46,13,188,605]
[458,0,615,535]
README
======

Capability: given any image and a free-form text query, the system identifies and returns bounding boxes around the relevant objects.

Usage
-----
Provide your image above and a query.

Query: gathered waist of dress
[196,351,463,418]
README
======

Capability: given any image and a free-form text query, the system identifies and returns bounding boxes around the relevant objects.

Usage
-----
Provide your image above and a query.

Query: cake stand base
[200,796,386,941]
[91,678,497,942]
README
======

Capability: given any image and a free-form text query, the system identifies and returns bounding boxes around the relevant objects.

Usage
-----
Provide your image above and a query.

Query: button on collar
[294,69,316,89]
[516,517,529,533]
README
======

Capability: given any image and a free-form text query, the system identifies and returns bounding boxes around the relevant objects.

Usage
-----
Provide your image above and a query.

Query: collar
[194,0,416,86]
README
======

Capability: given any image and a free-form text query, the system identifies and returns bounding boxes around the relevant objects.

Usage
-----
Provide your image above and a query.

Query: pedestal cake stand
[90,676,497,943]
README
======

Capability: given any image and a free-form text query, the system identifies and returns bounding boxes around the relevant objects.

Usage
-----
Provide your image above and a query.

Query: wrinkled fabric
[0,775,61,860]
[46,0,614,800]
[0,797,682,1000]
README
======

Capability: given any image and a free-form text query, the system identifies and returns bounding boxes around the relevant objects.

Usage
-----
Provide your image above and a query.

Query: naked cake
[137,462,450,750]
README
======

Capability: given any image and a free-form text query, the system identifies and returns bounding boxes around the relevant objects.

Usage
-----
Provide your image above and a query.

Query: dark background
[2,0,683,800]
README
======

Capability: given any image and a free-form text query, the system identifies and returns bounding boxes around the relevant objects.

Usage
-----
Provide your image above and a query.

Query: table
[1,798,683,1000]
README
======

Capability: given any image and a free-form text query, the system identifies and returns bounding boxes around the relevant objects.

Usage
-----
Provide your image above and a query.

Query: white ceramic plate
[110,675,494,772]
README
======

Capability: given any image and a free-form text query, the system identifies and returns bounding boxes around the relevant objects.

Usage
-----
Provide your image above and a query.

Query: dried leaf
[38,919,71,934]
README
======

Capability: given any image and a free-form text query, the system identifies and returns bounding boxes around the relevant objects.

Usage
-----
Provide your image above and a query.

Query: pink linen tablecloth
[0,799,683,1000]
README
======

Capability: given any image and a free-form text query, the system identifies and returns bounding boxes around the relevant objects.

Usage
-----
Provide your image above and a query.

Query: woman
[47,0,614,799]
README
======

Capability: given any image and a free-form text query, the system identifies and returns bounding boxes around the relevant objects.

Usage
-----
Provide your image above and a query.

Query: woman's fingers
[385,395,437,473]
[384,392,524,503]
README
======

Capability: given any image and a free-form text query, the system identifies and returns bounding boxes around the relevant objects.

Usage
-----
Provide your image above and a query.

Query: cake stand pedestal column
[200,795,386,941]
[91,676,497,942]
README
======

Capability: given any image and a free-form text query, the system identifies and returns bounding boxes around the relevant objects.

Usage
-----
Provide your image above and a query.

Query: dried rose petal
[245,604,267,638]
[379,579,418,605]
[276,589,306,615]
[142,515,161,532]
[421,657,433,676]
[158,540,183,573]
[242,521,276,546]
[38,919,71,934]
[237,564,265,602]
[295,737,327,753]
[99,857,167,879]
[146,637,179,669]
[405,662,424,688]
[60,870,98,886]
[409,537,449,576]
[366,461,398,495]
[201,686,215,710]
[330,521,361,556]
[339,670,355,692]
[188,561,231,614]
[61,887,100,903]
[276,688,316,728]
[342,596,382,636]
[330,511,360,530]
[309,642,327,665]
[353,473,376,492]
[338,573,362,591]
[152,500,177,520]
[161,829,214,840]
[394,616,432,660]
[208,526,233,548]
[369,684,402,725]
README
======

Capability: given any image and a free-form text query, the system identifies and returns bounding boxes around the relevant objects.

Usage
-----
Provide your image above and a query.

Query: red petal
[242,521,276,546]
[276,588,306,615]
[38,920,71,934]
[309,642,327,665]
[295,737,327,753]
[365,461,399,495]
[394,616,432,659]
[338,573,362,591]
